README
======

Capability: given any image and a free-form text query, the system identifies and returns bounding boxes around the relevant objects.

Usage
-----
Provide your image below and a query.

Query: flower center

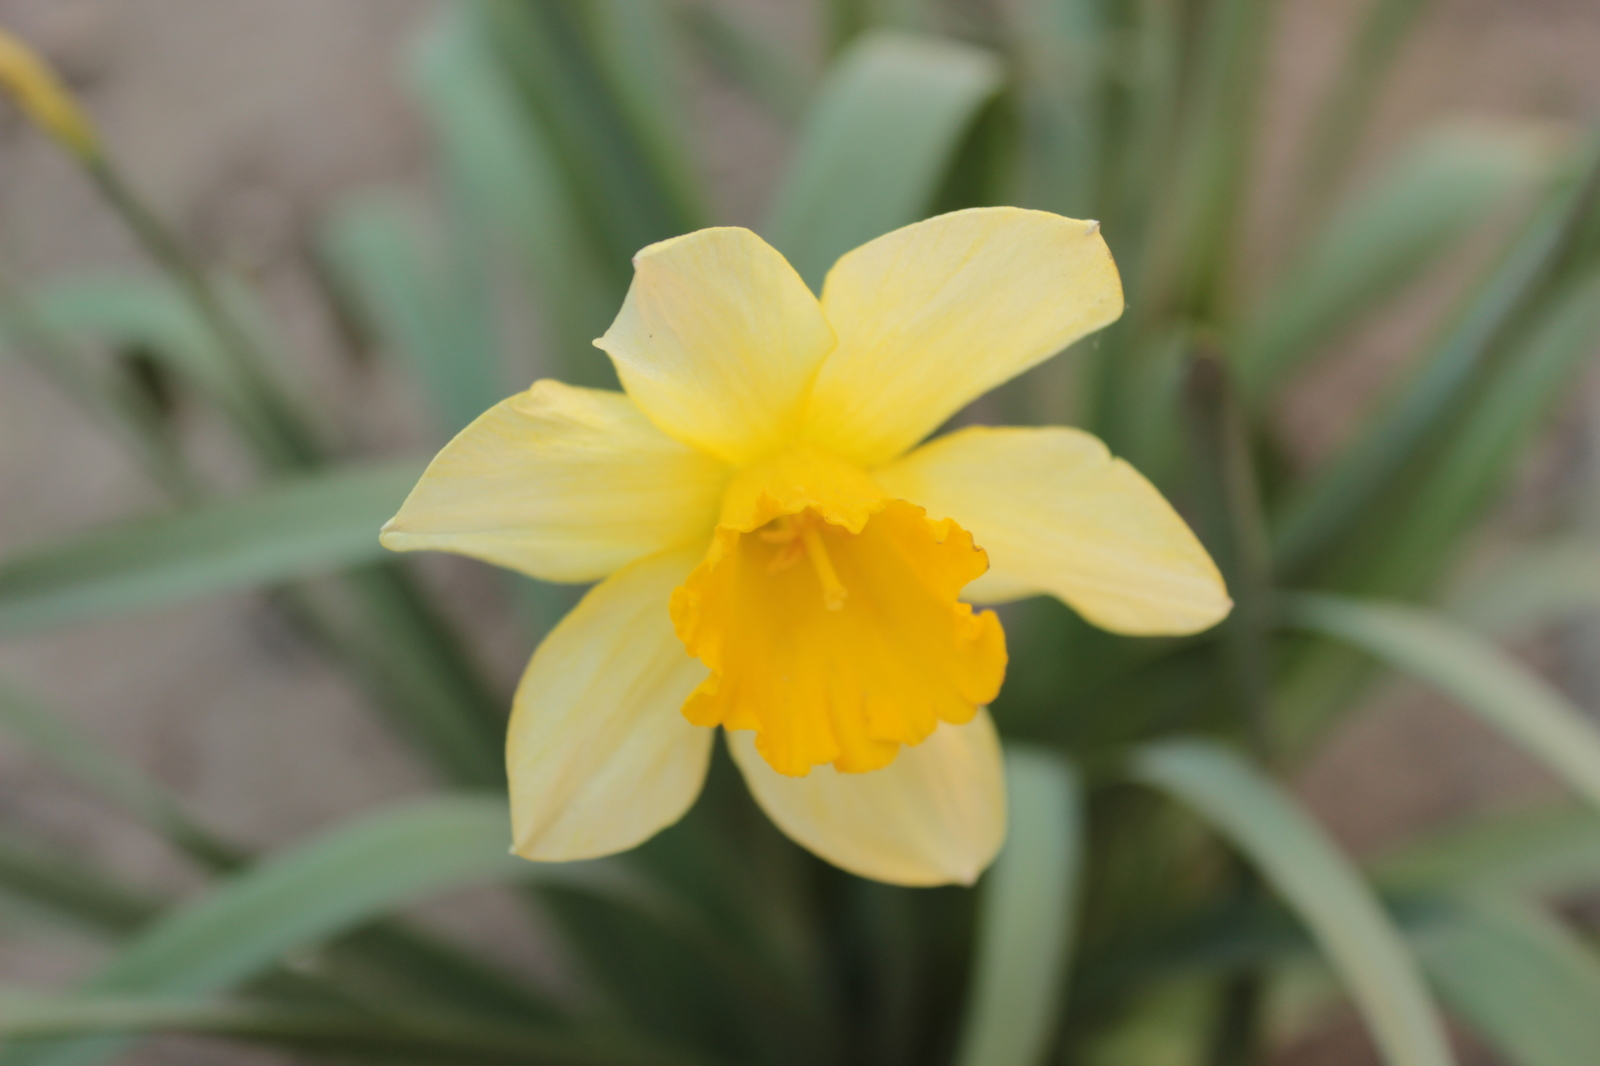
[668,446,1007,777]
[759,512,848,610]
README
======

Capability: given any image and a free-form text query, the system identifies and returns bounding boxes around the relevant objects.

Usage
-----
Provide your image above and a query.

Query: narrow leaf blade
[1238,123,1552,400]
[1133,739,1455,1066]
[0,681,237,870]
[319,196,500,435]
[7,797,637,1066]
[1448,538,1600,636]
[0,995,715,1066]
[0,462,420,636]
[1416,894,1600,1066]
[954,747,1083,1066]
[1373,803,1600,898]
[765,31,1002,289]
[409,2,619,375]
[1283,593,1600,815]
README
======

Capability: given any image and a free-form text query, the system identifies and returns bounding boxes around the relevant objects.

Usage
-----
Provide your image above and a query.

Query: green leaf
[0,681,238,870]
[1354,270,1600,595]
[1448,538,1600,636]
[676,1,809,125]
[409,3,617,376]
[0,461,419,636]
[478,0,702,272]
[0,275,194,500]
[585,0,705,230]
[86,797,572,993]
[1414,894,1600,1066]
[314,564,506,790]
[1077,979,1215,1066]
[1007,0,1107,217]
[0,994,718,1066]
[0,680,559,1027]
[1283,594,1600,815]
[1293,0,1435,222]
[1272,144,1600,577]
[1237,123,1553,401]
[6,797,642,1066]
[824,0,871,54]
[0,833,161,938]
[765,31,1003,289]
[29,276,310,471]
[1373,803,1600,898]
[319,195,501,436]
[1154,0,1274,321]
[954,747,1083,1066]
[1133,739,1455,1066]
[30,277,247,412]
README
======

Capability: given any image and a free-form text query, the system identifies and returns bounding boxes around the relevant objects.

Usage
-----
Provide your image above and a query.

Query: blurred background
[2,1,1600,1065]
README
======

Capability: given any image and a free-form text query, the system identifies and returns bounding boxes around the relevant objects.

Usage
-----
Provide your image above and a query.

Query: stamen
[767,537,805,574]
[800,522,848,610]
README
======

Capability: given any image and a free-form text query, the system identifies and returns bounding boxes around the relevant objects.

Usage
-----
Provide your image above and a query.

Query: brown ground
[0,1,1597,1064]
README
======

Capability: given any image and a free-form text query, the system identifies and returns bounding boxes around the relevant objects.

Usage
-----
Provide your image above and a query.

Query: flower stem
[83,157,324,471]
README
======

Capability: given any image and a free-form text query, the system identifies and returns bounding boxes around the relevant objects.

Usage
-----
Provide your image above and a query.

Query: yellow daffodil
[381,208,1229,886]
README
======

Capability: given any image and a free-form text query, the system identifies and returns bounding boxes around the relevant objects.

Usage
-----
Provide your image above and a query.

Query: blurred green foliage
[2,1,1600,1064]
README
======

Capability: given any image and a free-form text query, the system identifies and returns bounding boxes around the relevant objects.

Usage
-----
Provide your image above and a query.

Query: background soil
[0,1,1597,1063]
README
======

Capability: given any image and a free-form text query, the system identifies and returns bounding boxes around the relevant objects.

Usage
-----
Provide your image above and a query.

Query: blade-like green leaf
[0,461,419,636]
[5,797,640,1066]
[0,681,238,869]
[1293,0,1434,222]
[1237,123,1553,401]
[1373,803,1600,898]
[0,994,717,1066]
[585,0,705,229]
[1283,594,1600,815]
[1133,739,1455,1066]
[1356,270,1600,595]
[478,0,701,272]
[86,796,583,993]
[1449,538,1600,636]
[0,833,160,938]
[765,31,1002,289]
[29,276,312,471]
[315,564,505,790]
[0,272,194,500]
[1415,894,1600,1066]
[824,0,871,54]
[0,678,562,1025]
[409,3,617,376]
[1153,0,1273,322]
[1272,144,1600,576]
[954,747,1083,1066]
[1007,0,1106,217]
[319,196,500,436]
[30,277,248,415]
[676,1,808,125]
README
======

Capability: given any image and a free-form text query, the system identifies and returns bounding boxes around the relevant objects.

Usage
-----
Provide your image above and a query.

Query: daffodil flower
[381,208,1229,886]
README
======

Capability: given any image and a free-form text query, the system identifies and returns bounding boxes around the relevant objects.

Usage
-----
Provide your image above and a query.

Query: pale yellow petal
[728,710,1007,886]
[594,227,836,465]
[380,380,728,583]
[876,426,1231,635]
[803,207,1123,465]
[509,548,713,861]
